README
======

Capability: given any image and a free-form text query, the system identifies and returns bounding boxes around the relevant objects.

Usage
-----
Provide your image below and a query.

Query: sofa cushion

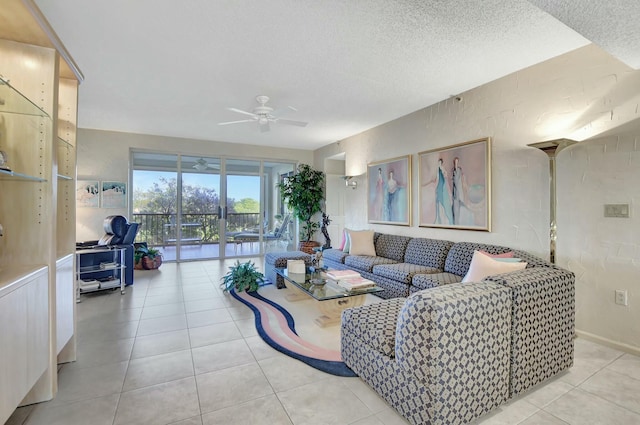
[349,230,376,256]
[323,248,349,264]
[411,272,462,291]
[374,234,411,262]
[341,297,405,357]
[395,281,512,384]
[512,249,554,268]
[462,250,527,282]
[373,263,441,284]
[345,255,398,273]
[444,242,513,277]
[404,238,454,269]
[264,251,312,268]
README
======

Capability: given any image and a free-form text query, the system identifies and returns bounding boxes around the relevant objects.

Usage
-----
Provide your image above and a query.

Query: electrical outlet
[615,289,628,306]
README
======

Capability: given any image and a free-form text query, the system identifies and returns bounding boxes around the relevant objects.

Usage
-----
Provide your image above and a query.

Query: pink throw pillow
[338,229,347,250]
[479,250,514,258]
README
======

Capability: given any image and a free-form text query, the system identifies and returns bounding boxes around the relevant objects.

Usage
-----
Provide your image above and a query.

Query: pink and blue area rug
[230,286,357,377]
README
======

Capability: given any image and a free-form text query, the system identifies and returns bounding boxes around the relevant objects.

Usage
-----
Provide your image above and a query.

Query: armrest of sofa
[395,282,512,421]
[483,266,575,396]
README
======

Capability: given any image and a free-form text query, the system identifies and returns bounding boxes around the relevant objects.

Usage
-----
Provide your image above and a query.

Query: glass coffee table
[274,267,384,327]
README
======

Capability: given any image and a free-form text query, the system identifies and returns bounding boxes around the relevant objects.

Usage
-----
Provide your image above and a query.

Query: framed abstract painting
[101,181,127,208]
[418,137,491,231]
[367,155,411,226]
[76,180,100,208]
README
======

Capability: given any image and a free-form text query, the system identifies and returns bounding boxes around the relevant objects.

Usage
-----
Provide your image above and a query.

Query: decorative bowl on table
[310,277,327,287]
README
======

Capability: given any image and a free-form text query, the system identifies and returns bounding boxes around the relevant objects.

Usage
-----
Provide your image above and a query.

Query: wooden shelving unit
[0,1,82,422]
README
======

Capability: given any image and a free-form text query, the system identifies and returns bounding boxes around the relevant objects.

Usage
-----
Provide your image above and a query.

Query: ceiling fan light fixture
[218,95,309,132]
[193,158,209,171]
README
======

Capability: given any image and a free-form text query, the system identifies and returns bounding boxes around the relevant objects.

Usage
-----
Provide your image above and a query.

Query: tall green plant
[276,164,325,241]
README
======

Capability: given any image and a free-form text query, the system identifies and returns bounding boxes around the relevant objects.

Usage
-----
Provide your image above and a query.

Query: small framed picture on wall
[76,180,100,208]
[101,181,127,208]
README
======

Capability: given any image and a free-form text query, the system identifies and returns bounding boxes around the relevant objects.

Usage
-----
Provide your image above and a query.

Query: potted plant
[134,245,163,270]
[276,163,325,254]
[221,260,265,293]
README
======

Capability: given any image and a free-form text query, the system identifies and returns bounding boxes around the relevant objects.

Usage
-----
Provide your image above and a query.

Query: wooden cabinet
[0,1,82,422]
[0,268,48,423]
[56,255,74,358]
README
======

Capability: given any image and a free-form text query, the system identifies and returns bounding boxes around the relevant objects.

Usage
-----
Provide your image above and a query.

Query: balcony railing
[132,212,260,246]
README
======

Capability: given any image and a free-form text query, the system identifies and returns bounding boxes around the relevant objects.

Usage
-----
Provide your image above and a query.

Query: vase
[298,241,320,254]
[142,255,163,270]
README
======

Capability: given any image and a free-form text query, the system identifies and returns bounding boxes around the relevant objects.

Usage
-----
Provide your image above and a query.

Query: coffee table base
[284,281,366,327]
[315,295,366,327]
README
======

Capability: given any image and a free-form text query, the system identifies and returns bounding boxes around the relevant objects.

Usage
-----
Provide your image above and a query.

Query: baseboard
[576,329,640,356]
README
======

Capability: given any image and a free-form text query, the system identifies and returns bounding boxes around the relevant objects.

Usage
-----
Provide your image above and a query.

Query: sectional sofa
[327,233,575,425]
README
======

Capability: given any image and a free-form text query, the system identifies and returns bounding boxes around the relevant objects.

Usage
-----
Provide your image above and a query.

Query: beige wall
[76,129,312,241]
[314,44,640,351]
[558,128,640,350]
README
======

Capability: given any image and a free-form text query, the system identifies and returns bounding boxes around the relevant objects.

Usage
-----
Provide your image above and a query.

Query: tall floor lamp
[527,139,577,264]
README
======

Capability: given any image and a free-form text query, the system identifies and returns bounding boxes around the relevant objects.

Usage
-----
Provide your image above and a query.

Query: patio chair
[233,214,291,248]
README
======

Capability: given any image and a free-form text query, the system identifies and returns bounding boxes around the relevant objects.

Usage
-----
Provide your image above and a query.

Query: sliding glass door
[225,159,262,256]
[132,153,179,261]
[179,156,221,261]
[132,151,296,261]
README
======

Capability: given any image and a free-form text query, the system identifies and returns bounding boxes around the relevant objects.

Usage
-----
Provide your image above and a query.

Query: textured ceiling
[31,0,604,150]
[528,0,640,70]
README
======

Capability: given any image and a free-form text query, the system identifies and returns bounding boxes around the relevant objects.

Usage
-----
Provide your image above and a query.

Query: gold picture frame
[418,137,491,231]
[367,155,412,226]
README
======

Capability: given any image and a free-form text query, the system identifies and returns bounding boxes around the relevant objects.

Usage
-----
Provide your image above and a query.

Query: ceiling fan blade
[218,119,255,126]
[227,107,257,118]
[260,121,270,133]
[276,118,308,127]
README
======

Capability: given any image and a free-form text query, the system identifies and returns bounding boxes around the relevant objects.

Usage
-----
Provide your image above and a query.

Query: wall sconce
[343,176,357,189]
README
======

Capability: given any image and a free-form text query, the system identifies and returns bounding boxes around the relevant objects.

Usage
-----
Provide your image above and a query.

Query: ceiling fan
[193,158,219,171]
[218,95,308,133]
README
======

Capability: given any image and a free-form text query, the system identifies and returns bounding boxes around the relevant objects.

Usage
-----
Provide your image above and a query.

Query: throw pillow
[338,229,347,250]
[348,230,376,256]
[479,250,514,258]
[342,229,352,253]
[462,250,527,283]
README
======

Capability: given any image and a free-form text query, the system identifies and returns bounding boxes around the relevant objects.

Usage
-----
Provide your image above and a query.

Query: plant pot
[142,255,163,270]
[298,241,320,254]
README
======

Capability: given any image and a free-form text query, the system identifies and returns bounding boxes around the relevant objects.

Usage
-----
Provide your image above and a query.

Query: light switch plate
[604,204,630,218]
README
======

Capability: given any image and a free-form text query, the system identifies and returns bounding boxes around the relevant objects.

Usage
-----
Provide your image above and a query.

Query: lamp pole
[527,139,577,264]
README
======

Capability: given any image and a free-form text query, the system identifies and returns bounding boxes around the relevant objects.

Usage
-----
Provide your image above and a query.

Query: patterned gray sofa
[324,233,453,298]
[336,233,575,425]
[323,234,555,299]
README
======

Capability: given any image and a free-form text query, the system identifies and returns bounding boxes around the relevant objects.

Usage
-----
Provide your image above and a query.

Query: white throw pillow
[348,230,376,256]
[462,250,527,283]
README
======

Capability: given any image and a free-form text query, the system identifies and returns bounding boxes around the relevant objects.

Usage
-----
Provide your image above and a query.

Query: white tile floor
[7,259,640,425]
